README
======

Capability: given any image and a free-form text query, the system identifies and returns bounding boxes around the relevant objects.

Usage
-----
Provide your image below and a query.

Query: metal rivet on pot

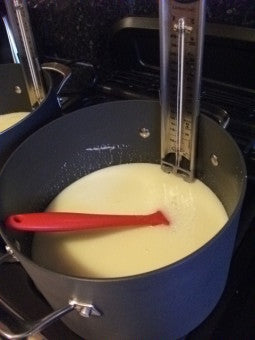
[69,299,102,318]
[14,86,22,94]
[211,154,219,166]
[79,306,92,318]
[5,245,19,262]
[139,128,150,138]
[5,245,14,255]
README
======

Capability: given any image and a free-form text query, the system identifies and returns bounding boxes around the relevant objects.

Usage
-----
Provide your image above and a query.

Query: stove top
[1,16,255,339]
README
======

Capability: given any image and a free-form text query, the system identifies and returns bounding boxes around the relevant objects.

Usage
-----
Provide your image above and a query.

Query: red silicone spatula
[5,211,169,232]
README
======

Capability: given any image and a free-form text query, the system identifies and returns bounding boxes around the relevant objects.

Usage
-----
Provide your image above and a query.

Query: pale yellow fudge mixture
[32,163,228,278]
[0,112,30,132]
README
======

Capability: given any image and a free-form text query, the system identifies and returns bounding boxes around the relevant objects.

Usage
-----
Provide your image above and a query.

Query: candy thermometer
[4,0,46,108]
[160,0,206,181]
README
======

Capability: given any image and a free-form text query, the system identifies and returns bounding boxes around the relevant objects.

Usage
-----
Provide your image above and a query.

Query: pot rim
[0,100,248,282]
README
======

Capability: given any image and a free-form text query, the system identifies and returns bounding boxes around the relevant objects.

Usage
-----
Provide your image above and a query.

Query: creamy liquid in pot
[0,112,30,132]
[32,163,228,278]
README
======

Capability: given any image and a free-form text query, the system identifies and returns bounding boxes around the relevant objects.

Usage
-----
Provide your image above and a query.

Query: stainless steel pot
[0,100,246,339]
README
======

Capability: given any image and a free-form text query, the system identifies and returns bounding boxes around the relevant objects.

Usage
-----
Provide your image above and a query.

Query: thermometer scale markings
[160,0,206,180]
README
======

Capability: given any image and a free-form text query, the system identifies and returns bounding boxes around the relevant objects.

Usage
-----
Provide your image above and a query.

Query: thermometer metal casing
[160,0,206,181]
[4,0,46,109]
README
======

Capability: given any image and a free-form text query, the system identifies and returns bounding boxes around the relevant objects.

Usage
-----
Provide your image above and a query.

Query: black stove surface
[1,17,255,340]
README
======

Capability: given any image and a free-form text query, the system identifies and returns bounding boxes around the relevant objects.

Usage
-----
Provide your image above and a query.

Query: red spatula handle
[5,211,169,232]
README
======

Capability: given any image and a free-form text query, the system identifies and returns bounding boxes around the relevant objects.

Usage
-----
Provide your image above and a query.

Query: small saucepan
[0,62,71,169]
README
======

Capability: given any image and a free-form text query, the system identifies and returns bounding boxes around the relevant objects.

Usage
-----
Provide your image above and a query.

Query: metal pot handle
[200,102,230,129]
[42,62,72,95]
[0,297,101,339]
[0,302,74,340]
[0,253,12,264]
[0,250,101,339]
[0,252,13,264]
[0,246,18,264]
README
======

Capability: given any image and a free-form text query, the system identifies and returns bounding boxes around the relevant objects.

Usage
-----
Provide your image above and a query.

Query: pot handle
[0,301,74,339]
[41,62,71,95]
[0,246,18,264]
[0,252,13,264]
[200,102,230,129]
[0,296,101,339]
[0,248,102,339]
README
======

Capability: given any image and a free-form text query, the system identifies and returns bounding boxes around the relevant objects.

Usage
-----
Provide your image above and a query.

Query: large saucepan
[0,100,246,339]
